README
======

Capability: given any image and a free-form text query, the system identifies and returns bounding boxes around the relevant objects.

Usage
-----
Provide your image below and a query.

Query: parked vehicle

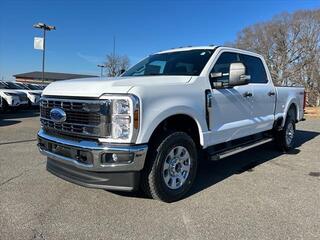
[25,83,45,90]
[0,81,28,111]
[31,84,46,90]
[37,46,305,202]
[2,81,42,107]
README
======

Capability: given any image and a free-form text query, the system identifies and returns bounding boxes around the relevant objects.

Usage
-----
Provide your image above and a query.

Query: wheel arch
[140,112,205,148]
[281,99,299,127]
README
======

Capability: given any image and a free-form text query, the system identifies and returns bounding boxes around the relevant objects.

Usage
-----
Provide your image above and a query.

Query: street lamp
[97,64,106,77]
[33,22,56,83]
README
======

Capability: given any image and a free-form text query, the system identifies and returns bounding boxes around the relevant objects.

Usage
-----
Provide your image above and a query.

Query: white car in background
[36,84,47,90]
[3,81,42,107]
[0,81,28,111]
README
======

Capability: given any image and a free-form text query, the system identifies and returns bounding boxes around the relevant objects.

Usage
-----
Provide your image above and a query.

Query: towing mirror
[229,62,250,86]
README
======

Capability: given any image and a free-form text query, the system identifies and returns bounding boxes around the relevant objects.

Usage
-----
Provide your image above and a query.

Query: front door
[208,51,255,146]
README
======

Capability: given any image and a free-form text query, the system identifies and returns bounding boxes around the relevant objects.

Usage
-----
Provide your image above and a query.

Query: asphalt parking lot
[0,110,319,240]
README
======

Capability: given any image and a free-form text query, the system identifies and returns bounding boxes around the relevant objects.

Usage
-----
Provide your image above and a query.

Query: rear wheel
[141,132,198,202]
[275,109,296,151]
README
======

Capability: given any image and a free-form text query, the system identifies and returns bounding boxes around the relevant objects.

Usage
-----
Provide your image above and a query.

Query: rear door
[208,51,255,146]
[239,54,276,132]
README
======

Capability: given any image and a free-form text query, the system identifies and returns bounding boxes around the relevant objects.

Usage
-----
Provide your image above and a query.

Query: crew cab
[37,46,305,202]
[0,81,28,111]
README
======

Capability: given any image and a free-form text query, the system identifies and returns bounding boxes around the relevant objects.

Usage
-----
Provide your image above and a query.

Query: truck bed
[275,86,305,121]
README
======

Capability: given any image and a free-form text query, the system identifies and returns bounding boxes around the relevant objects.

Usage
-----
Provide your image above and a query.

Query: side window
[239,54,268,83]
[210,52,238,84]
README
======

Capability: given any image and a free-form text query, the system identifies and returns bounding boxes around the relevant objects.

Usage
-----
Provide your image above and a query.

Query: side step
[210,137,273,161]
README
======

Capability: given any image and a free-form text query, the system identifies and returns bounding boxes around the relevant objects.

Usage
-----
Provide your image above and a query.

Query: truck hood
[43,76,192,98]
[0,89,27,95]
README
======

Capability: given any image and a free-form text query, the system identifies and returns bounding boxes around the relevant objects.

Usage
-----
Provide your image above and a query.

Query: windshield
[123,49,214,77]
[16,83,29,89]
[4,81,25,89]
[0,82,9,89]
[27,84,41,90]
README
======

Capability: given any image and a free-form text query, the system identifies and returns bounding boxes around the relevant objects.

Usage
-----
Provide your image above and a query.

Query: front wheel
[141,132,198,202]
[1,99,9,112]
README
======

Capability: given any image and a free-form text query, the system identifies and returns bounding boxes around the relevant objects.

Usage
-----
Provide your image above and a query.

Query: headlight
[100,94,140,143]
[112,115,131,139]
[113,99,130,114]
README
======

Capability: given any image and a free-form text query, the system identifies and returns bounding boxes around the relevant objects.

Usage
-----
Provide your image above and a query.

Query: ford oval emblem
[50,108,67,123]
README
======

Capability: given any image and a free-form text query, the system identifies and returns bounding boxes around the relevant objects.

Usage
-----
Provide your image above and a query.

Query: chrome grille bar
[40,97,109,138]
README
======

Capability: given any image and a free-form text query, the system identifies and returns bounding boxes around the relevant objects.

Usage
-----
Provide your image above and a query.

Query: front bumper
[6,96,22,107]
[37,129,148,191]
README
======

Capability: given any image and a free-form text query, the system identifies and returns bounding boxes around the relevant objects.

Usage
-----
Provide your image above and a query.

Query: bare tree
[230,9,320,106]
[105,54,130,77]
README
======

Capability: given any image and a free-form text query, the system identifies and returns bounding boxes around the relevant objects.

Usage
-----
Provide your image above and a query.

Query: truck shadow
[112,129,319,201]
[0,109,39,127]
[0,119,21,127]
[188,129,319,198]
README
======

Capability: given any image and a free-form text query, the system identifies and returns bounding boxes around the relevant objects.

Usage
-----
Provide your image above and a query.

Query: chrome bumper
[37,129,148,172]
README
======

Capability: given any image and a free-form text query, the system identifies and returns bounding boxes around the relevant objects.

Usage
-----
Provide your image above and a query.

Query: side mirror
[229,62,250,86]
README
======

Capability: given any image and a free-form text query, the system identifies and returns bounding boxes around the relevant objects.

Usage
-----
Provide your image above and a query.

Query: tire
[2,100,9,112]
[141,131,198,202]
[275,109,296,151]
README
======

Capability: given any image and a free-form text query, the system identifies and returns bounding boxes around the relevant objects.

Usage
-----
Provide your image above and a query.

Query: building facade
[14,71,97,85]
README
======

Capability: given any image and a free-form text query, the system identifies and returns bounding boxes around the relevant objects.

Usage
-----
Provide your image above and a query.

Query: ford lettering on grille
[50,108,67,123]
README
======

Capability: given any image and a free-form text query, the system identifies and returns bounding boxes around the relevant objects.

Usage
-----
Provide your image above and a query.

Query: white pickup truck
[3,81,42,107]
[37,46,305,202]
[0,81,29,111]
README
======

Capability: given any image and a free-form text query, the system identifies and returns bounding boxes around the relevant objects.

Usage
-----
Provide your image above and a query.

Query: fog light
[101,152,134,164]
[112,153,118,162]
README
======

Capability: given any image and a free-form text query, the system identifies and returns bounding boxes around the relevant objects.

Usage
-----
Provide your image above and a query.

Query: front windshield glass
[0,82,9,89]
[5,82,25,89]
[26,84,40,90]
[123,49,214,77]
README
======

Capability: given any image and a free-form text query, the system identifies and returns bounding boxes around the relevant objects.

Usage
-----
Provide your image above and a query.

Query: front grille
[40,97,109,138]
[19,94,28,102]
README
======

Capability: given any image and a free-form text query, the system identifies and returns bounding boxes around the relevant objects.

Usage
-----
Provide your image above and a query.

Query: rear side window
[210,52,238,83]
[239,54,268,83]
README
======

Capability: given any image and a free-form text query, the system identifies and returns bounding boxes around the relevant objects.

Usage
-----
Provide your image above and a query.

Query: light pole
[97,64,106,77]
[33,22,56,83]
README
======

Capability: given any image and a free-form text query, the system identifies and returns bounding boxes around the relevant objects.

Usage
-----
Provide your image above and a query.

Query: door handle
[243,92,253,97]
[268,91,275,96]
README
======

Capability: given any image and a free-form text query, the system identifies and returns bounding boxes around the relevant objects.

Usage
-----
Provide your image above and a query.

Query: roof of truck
[156,45,265,61]
[156,45,218,54]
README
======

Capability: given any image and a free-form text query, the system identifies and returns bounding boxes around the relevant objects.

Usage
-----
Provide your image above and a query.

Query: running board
[210,138,273,161]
